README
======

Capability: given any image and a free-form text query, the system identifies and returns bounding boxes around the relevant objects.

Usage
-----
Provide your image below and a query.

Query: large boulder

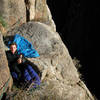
[0,0,26,28]
[5,22,94,100]
[0,0,56,31]
[0,32,13,99]
[23,0,56,31]
[34,0,56,31]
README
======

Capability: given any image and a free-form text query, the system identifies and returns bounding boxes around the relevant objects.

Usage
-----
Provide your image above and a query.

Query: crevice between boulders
[24,0,36,22]
[24,0,31,22]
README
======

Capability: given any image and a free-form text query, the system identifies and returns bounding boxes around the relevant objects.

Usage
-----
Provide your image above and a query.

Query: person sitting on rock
[6,42,41,89]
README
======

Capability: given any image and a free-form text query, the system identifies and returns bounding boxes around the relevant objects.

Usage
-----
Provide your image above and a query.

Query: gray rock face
[34,0,56,31]
[6,22,94,100]
[0,0,26,27]
[0,0,56,31]
[0,32,13,98]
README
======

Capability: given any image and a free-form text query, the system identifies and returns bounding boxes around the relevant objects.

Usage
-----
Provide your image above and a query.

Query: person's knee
[27,64,33,70]
[11,72,18,79]
[24,69,32,81]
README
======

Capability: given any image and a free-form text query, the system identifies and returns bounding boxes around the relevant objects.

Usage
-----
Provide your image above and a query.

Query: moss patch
[0,16,7,27]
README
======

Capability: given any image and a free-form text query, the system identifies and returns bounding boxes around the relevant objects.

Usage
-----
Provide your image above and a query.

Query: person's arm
[6,50,18,66]
[13,64,21,78]
[6,51,21,79]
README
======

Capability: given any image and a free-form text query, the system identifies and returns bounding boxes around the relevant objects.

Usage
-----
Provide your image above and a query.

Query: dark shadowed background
[47,0,99,99]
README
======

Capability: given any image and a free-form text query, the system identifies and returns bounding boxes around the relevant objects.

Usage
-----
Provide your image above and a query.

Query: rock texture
[5,22,94,100]
[0,23,6,35]
[0,0,26,27]
[0,32,13,99]
[33,0,56,31]
[0,0,56,31]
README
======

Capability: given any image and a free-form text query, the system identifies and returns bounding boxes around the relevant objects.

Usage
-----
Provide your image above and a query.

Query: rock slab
[6,22,94,100]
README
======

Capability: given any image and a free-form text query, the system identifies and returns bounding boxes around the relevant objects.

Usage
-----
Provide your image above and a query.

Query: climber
[6,42,41,89]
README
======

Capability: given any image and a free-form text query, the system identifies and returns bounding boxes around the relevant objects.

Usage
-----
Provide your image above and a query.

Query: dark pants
[11,65,41,87]
[24,64,41,87]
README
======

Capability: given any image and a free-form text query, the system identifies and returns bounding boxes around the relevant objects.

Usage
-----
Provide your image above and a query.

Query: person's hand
[17,58,22,64]
[19,54,23,58]
[17,54,23,64]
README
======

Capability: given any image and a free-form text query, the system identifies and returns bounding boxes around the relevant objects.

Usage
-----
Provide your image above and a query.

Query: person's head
[10,43,17,54]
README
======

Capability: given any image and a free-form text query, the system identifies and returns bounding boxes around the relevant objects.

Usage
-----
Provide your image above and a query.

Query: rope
[0,75,11,100]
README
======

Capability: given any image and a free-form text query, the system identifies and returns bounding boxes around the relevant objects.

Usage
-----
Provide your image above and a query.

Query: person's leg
[24,69,32,82]
[11,72,19,86]
[27,65,41,86]
[11,72,18,79]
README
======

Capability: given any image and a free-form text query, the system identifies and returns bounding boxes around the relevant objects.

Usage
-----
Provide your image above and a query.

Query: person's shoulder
[6,50,11,55]
[6,50,10,53]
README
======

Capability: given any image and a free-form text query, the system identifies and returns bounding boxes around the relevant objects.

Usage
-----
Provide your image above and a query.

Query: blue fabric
[24,69,32,81]
[27,65,41,83]
[8,34,40,58]
[11,72,18,79]
[24,65,41,86]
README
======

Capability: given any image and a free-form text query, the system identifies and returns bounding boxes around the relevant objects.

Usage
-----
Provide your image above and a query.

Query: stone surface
[0,32,13,98]
[0,0,26,28]
[5,22,94,100]
[0,23,6,35]
[0,0,95,99]
[0,0,56,32]
[34,0,56,31]
[24,0,35,21]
